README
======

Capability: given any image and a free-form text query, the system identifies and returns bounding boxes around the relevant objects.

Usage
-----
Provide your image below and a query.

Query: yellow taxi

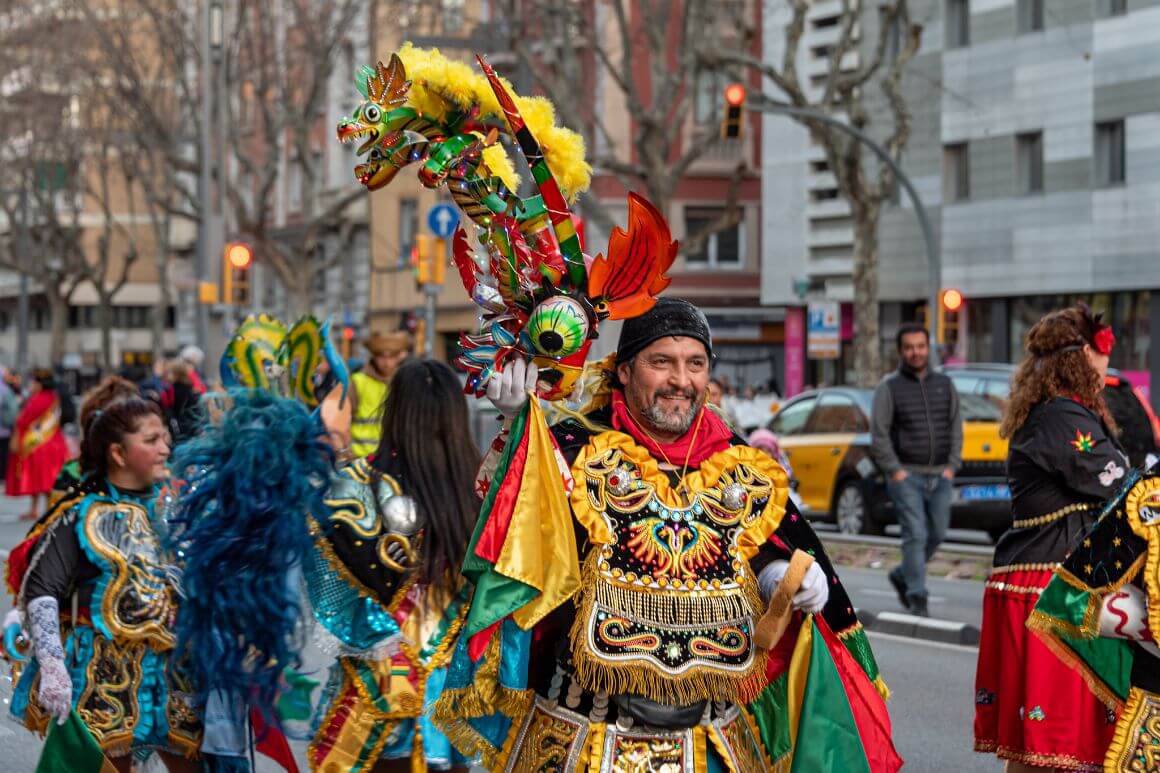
[768,387,1010,540]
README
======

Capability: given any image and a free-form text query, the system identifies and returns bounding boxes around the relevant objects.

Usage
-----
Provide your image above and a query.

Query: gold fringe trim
[975,740,1107,771]
[593,575,755,625]
[1011,502,1093,530]
[569,553,768,706]
[984,580,1051,595]
[1025,612,1123,709]
[1056,555,1145,595]
[429,635,534,770]
[873,676,892,703]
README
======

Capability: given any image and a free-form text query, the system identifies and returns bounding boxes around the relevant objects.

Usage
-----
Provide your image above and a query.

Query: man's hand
[485,359,539,419]
[891,469,909,482]
[941,467,955,480]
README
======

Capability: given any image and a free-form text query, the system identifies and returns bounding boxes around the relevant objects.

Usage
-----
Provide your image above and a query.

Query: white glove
[486,359,539,419]
[26,596,71,725]
[757,559,830,614]
[793,562,830,613]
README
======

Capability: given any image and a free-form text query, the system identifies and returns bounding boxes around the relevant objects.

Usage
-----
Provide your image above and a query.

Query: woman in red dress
[974,304,1126,772]
[6,370,70,520]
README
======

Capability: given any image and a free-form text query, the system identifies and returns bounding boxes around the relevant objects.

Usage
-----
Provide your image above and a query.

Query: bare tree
[703,0,922,386]
[495,0,757,253]
[75,0,374,316]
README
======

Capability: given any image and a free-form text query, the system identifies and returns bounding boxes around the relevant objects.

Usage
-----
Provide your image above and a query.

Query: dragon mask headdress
[337,45,677,399]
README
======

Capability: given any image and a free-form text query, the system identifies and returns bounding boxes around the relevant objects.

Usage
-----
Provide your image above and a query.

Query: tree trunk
[150,214,171,362]
[288,271,313,318]
[45,287,69,366]
[97,291,114,372]
[851,200,882,388]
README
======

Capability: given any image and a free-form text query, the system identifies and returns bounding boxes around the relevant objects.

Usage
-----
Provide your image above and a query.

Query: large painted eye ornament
[526,296,590,358]
[363,104,382,123]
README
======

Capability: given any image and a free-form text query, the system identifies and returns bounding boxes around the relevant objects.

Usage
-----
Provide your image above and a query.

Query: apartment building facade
[763,0,1160,405]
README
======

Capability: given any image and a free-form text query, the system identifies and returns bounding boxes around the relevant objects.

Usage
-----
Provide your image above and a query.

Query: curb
[867,610,981,646]
[820,532,994,559]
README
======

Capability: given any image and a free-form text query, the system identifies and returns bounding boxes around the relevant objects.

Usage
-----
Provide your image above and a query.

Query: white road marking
[867,629,979,654]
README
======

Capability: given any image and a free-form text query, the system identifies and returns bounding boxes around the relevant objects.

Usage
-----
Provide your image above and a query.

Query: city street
[0,491,999,772]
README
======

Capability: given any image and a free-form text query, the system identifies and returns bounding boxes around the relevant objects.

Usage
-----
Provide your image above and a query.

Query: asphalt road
[870,632,1001,772]
[0,492,995,771]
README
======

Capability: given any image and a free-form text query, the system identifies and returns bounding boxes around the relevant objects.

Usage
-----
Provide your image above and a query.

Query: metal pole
[16,187,30,373]
[195,0,212,354]
[424,287,436,358]
[755,102,942,366]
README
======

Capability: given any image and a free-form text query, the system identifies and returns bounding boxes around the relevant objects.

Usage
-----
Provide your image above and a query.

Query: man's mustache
[655,388,697,401]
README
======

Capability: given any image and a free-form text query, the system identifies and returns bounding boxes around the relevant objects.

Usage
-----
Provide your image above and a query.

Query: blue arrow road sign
[427,203,459,238]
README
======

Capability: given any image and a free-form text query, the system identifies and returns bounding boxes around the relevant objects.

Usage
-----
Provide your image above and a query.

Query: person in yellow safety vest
[350,330,412,458]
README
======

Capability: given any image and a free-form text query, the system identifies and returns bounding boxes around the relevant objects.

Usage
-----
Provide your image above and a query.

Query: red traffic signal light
[724,83,746,107]
[226,242,253,269]
[941,288,963,312]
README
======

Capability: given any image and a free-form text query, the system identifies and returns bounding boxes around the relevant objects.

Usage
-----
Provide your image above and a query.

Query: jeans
[886,472,952,602]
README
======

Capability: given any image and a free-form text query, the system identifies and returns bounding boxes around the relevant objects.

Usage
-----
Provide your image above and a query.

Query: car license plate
[957,484,1010,501]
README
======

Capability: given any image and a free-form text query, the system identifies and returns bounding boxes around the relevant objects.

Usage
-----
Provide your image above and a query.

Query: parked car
[767,386,1010,540]
[942,363,1160,468]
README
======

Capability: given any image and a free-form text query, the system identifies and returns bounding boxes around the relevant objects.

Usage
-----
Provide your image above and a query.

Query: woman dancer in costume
[7,369,71,521]
[307,358,479,773]
[974,304,1127,772]
[11,397,201,771]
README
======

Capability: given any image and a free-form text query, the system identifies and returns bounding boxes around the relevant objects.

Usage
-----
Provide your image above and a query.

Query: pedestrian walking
[159,359,203,445]
[6,369,71,521]
[870,322,962,617]
[973,304,1128,771]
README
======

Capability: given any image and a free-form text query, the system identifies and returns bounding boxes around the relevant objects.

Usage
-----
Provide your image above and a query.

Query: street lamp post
[755,101,942,366]
[195,0,224,355]
[15,187,29,373]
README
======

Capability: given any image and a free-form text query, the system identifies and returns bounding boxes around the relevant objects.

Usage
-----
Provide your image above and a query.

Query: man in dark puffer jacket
[870,323,962,617]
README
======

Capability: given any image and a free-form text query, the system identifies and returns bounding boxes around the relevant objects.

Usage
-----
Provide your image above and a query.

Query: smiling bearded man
[441,297,901,772]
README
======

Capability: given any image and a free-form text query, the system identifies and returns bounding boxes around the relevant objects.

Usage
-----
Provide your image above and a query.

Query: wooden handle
[754,549,815,651]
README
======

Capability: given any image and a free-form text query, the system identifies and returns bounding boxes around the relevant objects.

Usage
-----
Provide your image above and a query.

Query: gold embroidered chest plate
[567,433,789,705]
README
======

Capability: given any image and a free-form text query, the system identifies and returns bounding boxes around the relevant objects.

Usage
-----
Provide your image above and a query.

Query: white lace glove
[26,596,71,725]
[485,359,539,419]
[757,559,830,614]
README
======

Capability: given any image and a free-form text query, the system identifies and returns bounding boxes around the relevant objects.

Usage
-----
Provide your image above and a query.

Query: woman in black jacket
[974,304,1127,772]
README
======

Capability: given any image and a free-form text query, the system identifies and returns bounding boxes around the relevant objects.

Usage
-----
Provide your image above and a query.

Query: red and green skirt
[974,566,1118,771]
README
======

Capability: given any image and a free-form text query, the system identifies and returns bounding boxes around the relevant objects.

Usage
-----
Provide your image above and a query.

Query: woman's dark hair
[1001,305,1115,439]
[373,359,481,590]
[32,369,56,391]
[80,397,164,478]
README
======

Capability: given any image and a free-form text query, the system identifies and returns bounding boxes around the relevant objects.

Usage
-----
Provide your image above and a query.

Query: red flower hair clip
[1093,326,1115,356]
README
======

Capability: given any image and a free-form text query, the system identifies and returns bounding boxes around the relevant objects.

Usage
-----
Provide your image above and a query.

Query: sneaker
[908,596,929,617]
[888,570,910,611]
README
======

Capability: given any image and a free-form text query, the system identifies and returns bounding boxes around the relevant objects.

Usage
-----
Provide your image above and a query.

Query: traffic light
[721,83,746,140]
[939,288,963,345]
[222,242,254,305]
[411,234,445,287]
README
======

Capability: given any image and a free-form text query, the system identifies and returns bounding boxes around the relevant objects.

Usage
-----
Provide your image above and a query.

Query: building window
[1016,132,1043,194]
[1100,0,1127,17]
[398,197,418,268]
[1016,0,1044,33]
[684,207,743,268]
[1094,120,1126,186]
[442,0,464,33]
[946,0,970,49]
[943,143,970,202]
[693,71,721,125]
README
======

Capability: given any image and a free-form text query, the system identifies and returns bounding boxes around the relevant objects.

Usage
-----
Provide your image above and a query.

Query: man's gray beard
[641,395,704,436]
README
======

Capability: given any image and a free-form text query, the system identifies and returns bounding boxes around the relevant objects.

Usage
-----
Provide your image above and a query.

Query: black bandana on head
[615,297,713,364]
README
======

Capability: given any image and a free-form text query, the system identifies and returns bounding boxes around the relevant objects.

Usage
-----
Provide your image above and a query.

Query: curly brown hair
[1000,306,1115,439]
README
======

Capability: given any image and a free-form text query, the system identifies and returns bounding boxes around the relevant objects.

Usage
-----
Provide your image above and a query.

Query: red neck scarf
[610,390,734,468]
